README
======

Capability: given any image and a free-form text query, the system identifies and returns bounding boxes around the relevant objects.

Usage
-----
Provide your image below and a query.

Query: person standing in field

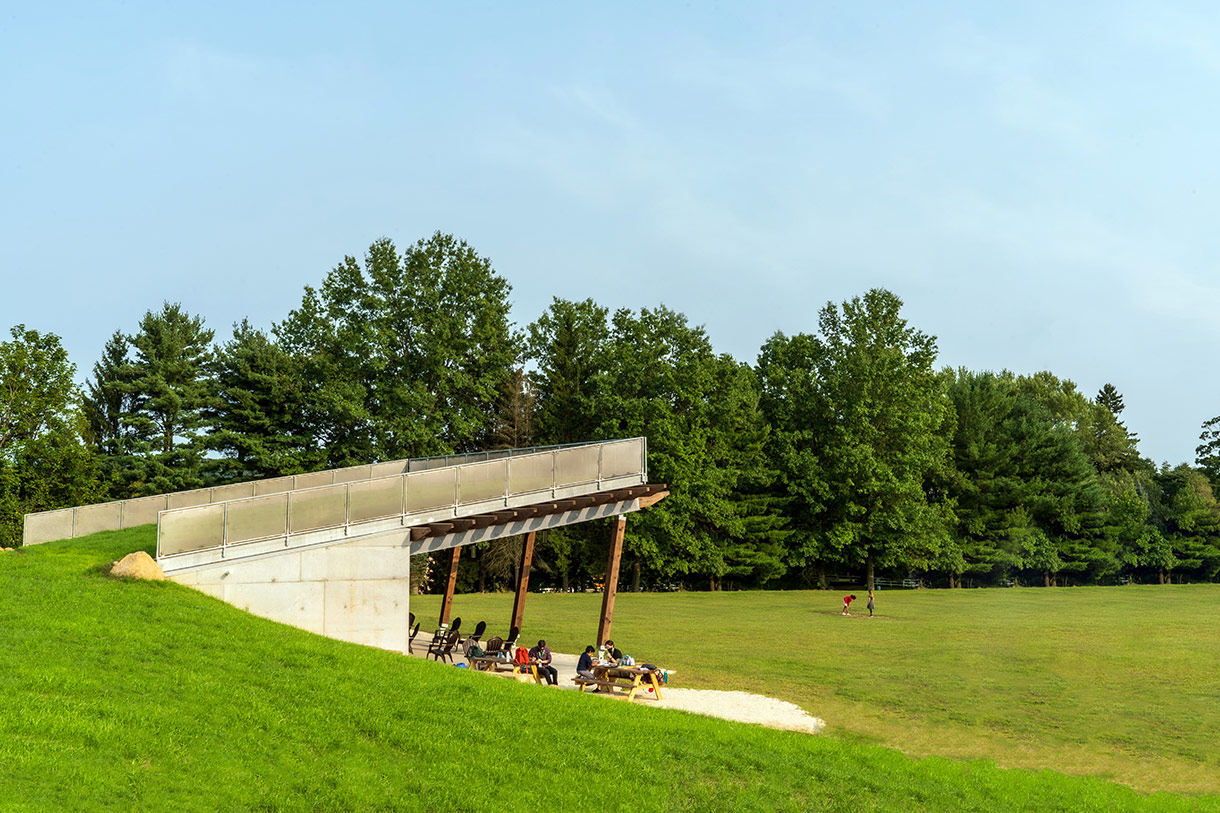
[867,589,875,617]
[842,594,856,615]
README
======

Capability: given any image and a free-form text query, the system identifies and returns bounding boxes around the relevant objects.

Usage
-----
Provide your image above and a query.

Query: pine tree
[206,319,322,481]
[1096,383,1125,415]
[527,297,609,445]
[122,303,215,495]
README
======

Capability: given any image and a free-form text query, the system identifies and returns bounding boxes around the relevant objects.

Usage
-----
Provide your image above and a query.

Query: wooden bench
[573,667,663,701]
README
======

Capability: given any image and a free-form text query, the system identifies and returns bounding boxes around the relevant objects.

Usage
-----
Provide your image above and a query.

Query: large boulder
[111,551,166,581]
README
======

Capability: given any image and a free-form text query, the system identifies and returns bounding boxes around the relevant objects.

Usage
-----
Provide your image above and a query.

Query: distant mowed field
[413,584,1220,794]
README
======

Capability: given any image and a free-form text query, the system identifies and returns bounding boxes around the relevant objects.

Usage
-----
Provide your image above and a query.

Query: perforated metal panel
[225,494,288,544]
[508,453,553,495]
[23,509,75,545]
[254,476,295,496]
[333,465,373,484]
[600,439,643,479]
[293,470,334,490]
[349,477,404,523]
[75,502,123,536]
[211,482,255,503]
[459,460,507,503]
[159,504,225,555]
[405,468,457,512]
[122,496,168,528]
[289,485,347,533]
[555,445,599,487]
[371,460,409,478]
[167,489,211,510]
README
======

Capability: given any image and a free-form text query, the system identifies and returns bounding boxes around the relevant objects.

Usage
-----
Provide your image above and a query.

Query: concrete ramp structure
[24,438,668,654]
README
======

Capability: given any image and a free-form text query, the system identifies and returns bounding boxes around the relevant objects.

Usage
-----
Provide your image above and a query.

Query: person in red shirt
[842,594,857,615]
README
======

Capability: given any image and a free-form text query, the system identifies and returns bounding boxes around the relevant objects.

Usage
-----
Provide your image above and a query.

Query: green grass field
[415,584,1220,795]
[1,530,1216,811]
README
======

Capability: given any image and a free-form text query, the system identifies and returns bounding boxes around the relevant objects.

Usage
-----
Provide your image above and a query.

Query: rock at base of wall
[111,551,166,581]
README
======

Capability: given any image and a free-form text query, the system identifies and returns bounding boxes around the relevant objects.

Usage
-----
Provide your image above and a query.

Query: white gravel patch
[647,688,825,733]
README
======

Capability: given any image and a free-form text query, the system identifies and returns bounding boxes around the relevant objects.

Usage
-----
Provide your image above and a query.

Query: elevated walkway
[22,439,667,654]
[154,437,652,573]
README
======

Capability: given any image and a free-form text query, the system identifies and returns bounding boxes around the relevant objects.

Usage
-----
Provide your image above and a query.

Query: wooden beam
[409,527,431,542]
[636,490,669,509]
[440,546,460,627]
[596,515,627,646]
[510,531,536,634]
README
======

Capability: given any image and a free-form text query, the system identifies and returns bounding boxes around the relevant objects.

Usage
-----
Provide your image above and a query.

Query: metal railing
[21,439,627,547]
[154,437,647,571]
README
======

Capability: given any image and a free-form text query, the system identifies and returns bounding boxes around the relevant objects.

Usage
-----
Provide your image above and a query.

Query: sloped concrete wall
[169,530,412,653]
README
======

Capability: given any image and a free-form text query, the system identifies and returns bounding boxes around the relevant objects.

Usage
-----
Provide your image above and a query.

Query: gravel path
[415,634,825,735]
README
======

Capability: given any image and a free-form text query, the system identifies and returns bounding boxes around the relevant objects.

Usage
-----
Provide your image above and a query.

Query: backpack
[513,646,530,665]
[467,644,484,658]
[618,654,635,667]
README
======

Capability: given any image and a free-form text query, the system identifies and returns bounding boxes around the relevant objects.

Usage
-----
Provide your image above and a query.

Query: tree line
[4,232,1219,591]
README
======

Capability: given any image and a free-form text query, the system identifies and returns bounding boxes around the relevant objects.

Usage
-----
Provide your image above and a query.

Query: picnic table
[573,664,664,701]
[467,655,542,684]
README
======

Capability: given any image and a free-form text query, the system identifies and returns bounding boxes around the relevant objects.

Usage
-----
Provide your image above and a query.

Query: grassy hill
[0,530,1214,811]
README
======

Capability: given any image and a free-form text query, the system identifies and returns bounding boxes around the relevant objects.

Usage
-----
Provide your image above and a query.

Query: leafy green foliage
[0,325,101,546]
[593,306,779,588]
[1196,414,1220,485]
[277,233,519,463]
[760,290,954,587]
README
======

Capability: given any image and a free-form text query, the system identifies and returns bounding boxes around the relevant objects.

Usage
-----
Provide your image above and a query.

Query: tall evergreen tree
[122,302,215,495]
[486,367,536,450]
[1154,464,1220,583]
[82,330,139,496]
[1096,383,1125,415]
[205,319,321,481]
[526,297,609,445]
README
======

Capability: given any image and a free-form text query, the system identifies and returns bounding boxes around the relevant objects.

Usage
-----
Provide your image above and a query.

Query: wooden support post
[510,531,536,634]
[597,515,626,646]
[440,546,461,627]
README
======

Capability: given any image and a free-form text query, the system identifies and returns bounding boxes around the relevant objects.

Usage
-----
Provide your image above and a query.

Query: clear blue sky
[3,2,1219,465]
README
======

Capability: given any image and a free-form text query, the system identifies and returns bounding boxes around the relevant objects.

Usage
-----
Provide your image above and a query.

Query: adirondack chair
[504,625,520,652]
[408,621,421,654]
[460,620,486,647]
[427,629,461,664]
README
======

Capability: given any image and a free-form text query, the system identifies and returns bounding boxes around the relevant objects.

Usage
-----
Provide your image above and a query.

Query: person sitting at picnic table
[529,639,558,686]
[577,645,599,689]
[600,639,616,664]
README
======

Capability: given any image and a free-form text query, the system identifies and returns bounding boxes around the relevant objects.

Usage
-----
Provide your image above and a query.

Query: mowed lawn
[1,531,1215,811]
[413,583,1220,794]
